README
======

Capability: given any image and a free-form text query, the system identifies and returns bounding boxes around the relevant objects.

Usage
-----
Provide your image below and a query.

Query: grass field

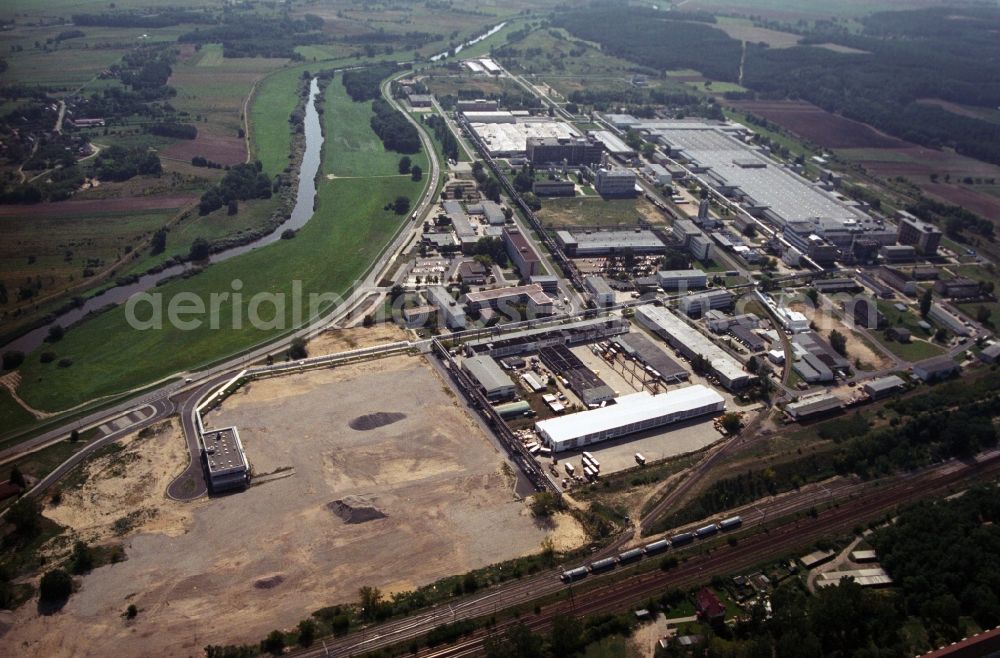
[536,196,665,227]
[0,389,35,438]
[17,72,428,411]
[250,67,307,177]
[325,79,428,178]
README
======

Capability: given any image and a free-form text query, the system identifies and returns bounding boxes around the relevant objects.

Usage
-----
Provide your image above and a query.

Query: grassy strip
[0,389,35,438]
[17,74,428,411]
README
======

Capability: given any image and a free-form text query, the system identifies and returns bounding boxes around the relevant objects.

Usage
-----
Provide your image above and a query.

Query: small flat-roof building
[530,274,560,293]
[586,276,615,306]
[457,260,487,285]
[863,375,906,399]
[407,93,434,108]
[201,426,250,493]
[535,385,725,452]
[680,290,734,317]
[656,269,708,291]
[979,343,1000,364]
[462,355,516,400]
[556,228,666,257]
[913,356,960,382]
[425,285,467,330]
[785,393,842,420]
[464,284,554,316]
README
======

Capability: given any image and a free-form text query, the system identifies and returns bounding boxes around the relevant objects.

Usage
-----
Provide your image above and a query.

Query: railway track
[287,451,1000,658]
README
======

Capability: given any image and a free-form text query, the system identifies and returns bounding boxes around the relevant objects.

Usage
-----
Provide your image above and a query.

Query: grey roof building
[556,228,666,256]
[201,426,250,493]
[462,355,516,400]
[863,375,906,399]
[912,356,960,382]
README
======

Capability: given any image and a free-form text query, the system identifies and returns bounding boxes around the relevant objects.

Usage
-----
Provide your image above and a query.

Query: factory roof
[651,124,866,225]
[558,228,666,252]
[816,567,892,588]
[535,385,724,445]
[635,305,747,383]
[658,268,707,279]
[463,355,515,393]
[443,200,475,238]
[913,356,961,379]
[469,119,579,155]
[201,427,248,475]
[588,129,634,155]
[613,333,688,382]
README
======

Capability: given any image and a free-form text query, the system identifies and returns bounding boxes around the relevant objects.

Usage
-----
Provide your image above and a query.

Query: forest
[198,162,272,215]
[342,63,402,102]
[557,6,1000,166]
[178,14,325,59]
[370,99,421,154]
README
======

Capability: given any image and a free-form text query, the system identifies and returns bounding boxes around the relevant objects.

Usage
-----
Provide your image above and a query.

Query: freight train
[559,516,742,583]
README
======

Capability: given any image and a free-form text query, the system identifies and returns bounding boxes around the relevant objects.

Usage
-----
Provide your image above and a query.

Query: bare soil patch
[6,356,584,657]
[349,411,406,431]
[162,131,246,166]
[789,301,891,370]
[307,323,410,356]
[729,100,908,149]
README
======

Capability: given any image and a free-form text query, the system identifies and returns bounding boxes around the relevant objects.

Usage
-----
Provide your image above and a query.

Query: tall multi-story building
[594,167,637,197]
[526,136,604,166]
[896,211,942,256]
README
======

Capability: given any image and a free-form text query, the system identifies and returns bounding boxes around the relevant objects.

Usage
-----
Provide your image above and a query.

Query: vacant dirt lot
[306,323,410,356]
[7,356,580,657]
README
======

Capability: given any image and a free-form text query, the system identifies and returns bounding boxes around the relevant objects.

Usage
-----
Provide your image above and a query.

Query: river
[3,77,325,356]
[430,22,506,62]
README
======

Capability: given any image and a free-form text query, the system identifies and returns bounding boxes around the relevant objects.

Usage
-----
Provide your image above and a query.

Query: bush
[39,569,73,604]
[57,358,73,369]
[39,351,56,364]
[288,337,308,360]
[2,350,25,371]
[260,630,285,656]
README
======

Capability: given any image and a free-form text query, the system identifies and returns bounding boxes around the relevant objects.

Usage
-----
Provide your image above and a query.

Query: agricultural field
[15,72,429,411]
[712,16,802,48]
[0,206,182,305]
[164,45,288,166]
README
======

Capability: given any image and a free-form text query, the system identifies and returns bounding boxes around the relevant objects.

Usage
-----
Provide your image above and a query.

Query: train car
[589,557,618,573]
[643,539,670,555]
[618,548,644,564]
[720,516,742,531]
[560,567,588,583]
[670,531,694,547]
[695,523,720,539]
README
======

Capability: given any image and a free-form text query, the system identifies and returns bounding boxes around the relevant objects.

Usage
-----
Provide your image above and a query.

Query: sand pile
[349,412,406,431]
[327,495,386,524]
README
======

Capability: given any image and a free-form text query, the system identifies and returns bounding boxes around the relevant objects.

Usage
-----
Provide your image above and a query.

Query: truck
[564,463,575,476]
[635,453,646,466]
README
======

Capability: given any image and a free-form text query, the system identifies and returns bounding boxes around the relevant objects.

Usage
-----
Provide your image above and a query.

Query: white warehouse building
[535,384,726,452]
[536,385,725,453]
